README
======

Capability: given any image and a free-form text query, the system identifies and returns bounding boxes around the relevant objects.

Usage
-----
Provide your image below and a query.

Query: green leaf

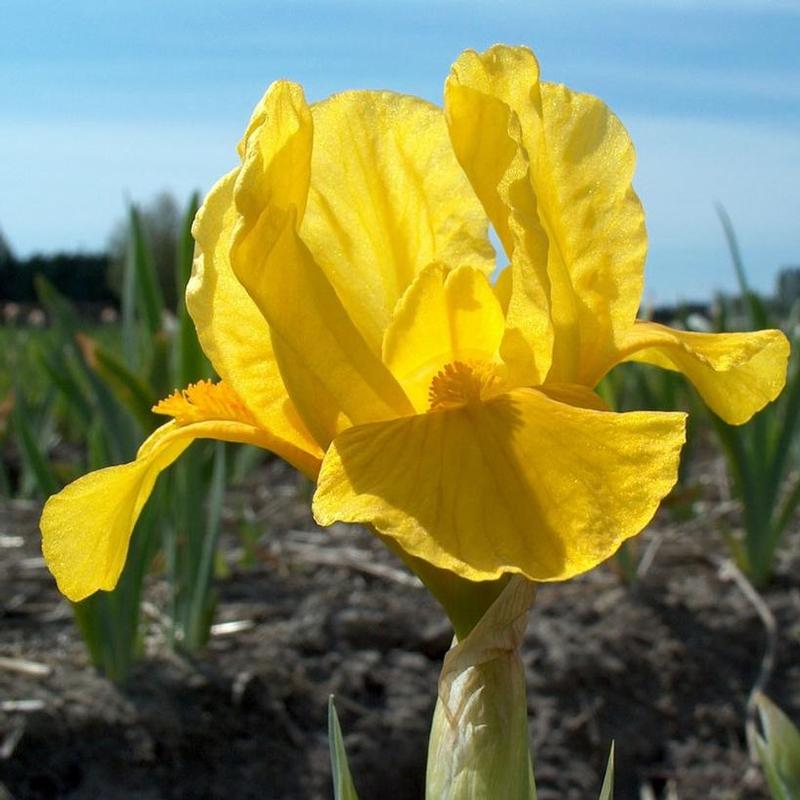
[129,205,165,338]
[184,442,226,651]
[767,344,800,503]
[756,737,796,800]
[614,542,638,586]
[716,204,770,329]
[598,742,614,800]
[121,212,139,366]
[37,349,93,431]
[755,693,800,799]
[34,274,82,334]
[173,193,209,387]
[86,338,157,430]
[175,192,200,302]
[0,456,11,497]
[328,696,360,800]
[86,419,111,470]
[35,276,138,460]
[11,393,59,497]
[775,475,800,548]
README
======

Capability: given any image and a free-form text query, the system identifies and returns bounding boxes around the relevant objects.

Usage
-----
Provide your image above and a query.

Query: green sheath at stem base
[425,576,537,800]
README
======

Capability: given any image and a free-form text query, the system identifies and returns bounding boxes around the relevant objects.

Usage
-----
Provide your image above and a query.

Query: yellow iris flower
[41,45,788,603]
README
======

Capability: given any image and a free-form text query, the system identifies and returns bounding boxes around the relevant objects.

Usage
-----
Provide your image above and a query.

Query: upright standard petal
[313,389,686,582]
[188,168,323,462]
[234,80,313,223]
[602,321,790,425]
[382,264,507,411]
[41,382,307,603]
[535,81,647,382]
[447,45,647,385]
[230,83,414,446]
[445,46,553,385]
[235,207,415,446]
[302,91,495,352]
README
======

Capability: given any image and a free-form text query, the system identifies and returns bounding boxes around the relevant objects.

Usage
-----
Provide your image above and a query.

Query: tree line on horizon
[1,192,798,321]
[0,191,183,308]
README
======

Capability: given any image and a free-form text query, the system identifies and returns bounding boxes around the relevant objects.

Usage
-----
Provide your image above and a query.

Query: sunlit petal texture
[187,169,322,463]
[40,43,792,605]
[313,389,686,582]
[41,406,291,603]
[234,80,313,223]
[445,46,553,385]
[609,321,790,425]
[230,82,413,446]
[303,91,495,353]
[537,81,647,383]
[382,264,506,411]
[446,45,647,385]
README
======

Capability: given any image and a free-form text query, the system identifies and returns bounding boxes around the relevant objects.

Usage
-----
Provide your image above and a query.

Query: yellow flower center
[428,361,501,411]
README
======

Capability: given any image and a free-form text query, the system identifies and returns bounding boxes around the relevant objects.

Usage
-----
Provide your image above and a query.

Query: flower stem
[374,530,509,639]
[372,529,537,796]
[425,576,537,800]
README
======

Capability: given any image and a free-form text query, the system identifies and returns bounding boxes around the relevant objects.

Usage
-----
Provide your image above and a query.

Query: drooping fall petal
[230,82,414,446]
[41,382,312,603]
[313,388,686,582]
[536,382,609,411]
[382,264,507,411]
[187,168,322,461]
[303,90,495,353]
[604,321,790,425]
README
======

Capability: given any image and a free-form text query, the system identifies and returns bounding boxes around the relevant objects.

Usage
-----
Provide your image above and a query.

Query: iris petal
[606,321,790,425]
[446,45,647,385]
[537,81,647,383]
[303,91,495,353]
[188,168,322,461]
[41,412,304,603]
[382,264,506,411]
[445,46,553,385]
[230,82,414,446]
[313,388,686,582]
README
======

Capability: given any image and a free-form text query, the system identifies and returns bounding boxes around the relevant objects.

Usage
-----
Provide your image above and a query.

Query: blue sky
[1,0,798,304]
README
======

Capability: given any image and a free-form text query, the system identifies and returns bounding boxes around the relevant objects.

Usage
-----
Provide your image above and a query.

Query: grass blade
[184,442,226,650]
[173,193,208,387]
[328,695,360,800]
[715,204,769,329]
[754,693,800,799]
[78,335,157,430]
[598,742,614,800]
[37,278,139,460]
[11,393,58,497]
[129,205,165,338]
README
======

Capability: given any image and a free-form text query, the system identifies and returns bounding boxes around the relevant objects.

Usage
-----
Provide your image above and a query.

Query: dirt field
[1,457,799,799]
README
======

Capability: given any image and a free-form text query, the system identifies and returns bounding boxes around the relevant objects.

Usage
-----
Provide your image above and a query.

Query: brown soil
[1,457,799,800]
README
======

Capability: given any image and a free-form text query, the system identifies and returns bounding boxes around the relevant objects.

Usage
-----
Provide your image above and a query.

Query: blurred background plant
[2,197,798,685]
[0,193,265,681]
[704,207,800,588]
[597,210,800,590]
[754,692,800,800]
[598,334,700,585]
